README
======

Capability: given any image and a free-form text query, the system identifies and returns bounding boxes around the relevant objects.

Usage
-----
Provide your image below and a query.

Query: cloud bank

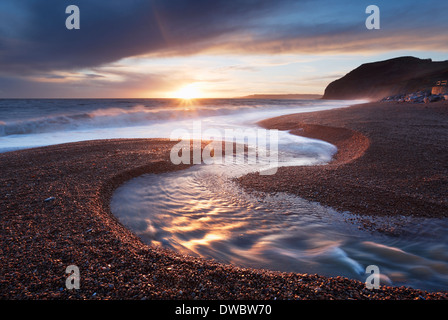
[1,0,447,75]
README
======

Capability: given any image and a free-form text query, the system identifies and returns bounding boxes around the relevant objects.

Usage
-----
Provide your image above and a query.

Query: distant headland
[237,94,322,100]
[322,56,448,101]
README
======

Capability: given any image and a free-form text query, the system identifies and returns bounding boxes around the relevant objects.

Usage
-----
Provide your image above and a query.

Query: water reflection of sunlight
[179,199,216,214]
[165,216,248,255]
[112,156,448,292]
[181,233,227,253]
[165,215,212,233]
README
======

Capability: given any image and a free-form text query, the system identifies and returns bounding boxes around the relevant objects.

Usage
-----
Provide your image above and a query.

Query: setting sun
[173,84,202,100]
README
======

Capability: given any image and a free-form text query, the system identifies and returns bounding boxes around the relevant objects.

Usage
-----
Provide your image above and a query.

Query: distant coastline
[237,94,322,100]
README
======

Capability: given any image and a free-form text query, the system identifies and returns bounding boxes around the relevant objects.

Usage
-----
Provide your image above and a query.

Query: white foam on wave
[0,99,356,153]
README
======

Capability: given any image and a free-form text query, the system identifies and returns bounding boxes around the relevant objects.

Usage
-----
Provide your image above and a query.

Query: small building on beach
[432,80,448,95]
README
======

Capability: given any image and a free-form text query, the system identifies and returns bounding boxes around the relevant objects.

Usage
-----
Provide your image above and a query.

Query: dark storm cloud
[0,0,447,75]
[0,0,295,74]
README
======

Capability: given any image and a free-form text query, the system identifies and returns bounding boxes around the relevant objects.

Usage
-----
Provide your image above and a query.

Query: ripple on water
[111,161,448,293]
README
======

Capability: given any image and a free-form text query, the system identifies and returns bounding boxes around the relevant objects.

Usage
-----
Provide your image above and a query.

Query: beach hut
[431,80,448,95]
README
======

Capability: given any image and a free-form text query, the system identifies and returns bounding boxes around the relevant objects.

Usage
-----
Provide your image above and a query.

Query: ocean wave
[0,99,356,144]
[0,104,253,137]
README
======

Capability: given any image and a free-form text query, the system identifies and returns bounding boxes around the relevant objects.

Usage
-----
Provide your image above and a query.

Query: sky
[0,0,447,98]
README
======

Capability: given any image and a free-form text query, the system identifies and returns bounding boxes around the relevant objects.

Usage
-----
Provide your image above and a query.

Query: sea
[0,98,351,154]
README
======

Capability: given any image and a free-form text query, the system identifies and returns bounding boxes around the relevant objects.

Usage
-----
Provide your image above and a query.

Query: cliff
[322,57,448,101]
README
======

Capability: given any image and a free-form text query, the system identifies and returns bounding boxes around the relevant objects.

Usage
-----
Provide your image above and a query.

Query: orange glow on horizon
[172,83,203,100]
